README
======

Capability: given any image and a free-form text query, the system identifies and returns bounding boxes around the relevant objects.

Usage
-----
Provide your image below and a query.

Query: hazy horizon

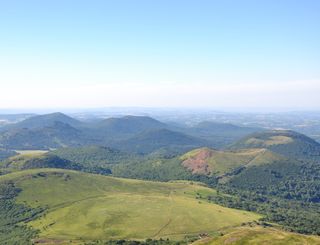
[1,106,320,115]
[1,1,319,109]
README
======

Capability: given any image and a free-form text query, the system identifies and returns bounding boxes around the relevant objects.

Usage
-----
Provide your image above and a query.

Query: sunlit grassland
[0,169,260,242]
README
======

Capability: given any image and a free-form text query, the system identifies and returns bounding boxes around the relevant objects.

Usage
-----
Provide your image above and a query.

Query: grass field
[194,225,320,245]
[0,169,261,243]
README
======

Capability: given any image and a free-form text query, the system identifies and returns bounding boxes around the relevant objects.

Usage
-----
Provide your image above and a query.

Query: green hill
[4,112,83,129]
[229,130,320,160]
[0,150,115,175]
[177,144,318,202]
[182,122,262,148]
[0,114,214,155]
[180,147,288,177]
[0,152,80,171]
[116,128,207,154]
[51,145,135,167]
[0,169,260,243]
[0,122,85,150]
[96,115,167,139]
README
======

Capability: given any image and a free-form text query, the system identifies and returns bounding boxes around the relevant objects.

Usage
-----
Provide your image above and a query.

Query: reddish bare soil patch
[182,149,215,175]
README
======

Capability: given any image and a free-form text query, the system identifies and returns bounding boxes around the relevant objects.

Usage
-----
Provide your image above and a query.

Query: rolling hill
[0,121,85,150]
[0,149,116,175]
[177,131,319,191]
[0,168,261,243]
[229,130,320,160]
[96,115,167,138]
[116,128,207,154]
[0,113,210,154]
[0,117,319,241]
[180,147,288,176]
[0,150,82,172]
[2,112,83,130]
[182,121,262,148]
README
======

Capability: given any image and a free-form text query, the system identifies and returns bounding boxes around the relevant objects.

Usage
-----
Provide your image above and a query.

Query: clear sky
[0,0,319,110]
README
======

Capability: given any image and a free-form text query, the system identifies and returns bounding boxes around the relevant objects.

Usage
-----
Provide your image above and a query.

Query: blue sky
[0,0,319,109]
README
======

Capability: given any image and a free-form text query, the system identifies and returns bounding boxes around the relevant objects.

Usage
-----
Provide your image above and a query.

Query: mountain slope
[0,113,89,150]
[116,128,207,154]
[180,147,288,176]
[229,130,320,160]
[0,122,84,150]
[96,115,167,137]
[0,169,260,243]
[180,121,262,148]
[0,152,80,171]
[3,112,83,129]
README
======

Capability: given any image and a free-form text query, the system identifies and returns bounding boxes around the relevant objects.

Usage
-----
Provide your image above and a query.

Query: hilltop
[2,112,83,130]
[97,115,167,135]
[229,130,320,160]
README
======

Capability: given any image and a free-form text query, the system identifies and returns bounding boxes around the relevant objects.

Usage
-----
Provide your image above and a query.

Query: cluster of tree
[208,186,320,235]
[51,146,136,167]
[0,182,43,244]
[227,160,320,204]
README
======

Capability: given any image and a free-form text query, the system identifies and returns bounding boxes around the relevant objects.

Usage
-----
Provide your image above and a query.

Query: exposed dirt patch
[182,149,214,175]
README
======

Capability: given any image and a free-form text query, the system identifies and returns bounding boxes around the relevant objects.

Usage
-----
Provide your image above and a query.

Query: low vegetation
[0,181,43,244]
[0,169,260,243]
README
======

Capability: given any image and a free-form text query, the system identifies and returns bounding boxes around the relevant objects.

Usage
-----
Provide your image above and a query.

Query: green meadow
[0,169,260,243]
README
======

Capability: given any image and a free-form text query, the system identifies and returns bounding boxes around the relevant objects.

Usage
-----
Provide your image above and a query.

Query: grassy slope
[0,151,46,169]
[228,130,320,160]
[180,147,286,176]
[0,169,260,242]
[0,151,79,173]
[195,225,320,245]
